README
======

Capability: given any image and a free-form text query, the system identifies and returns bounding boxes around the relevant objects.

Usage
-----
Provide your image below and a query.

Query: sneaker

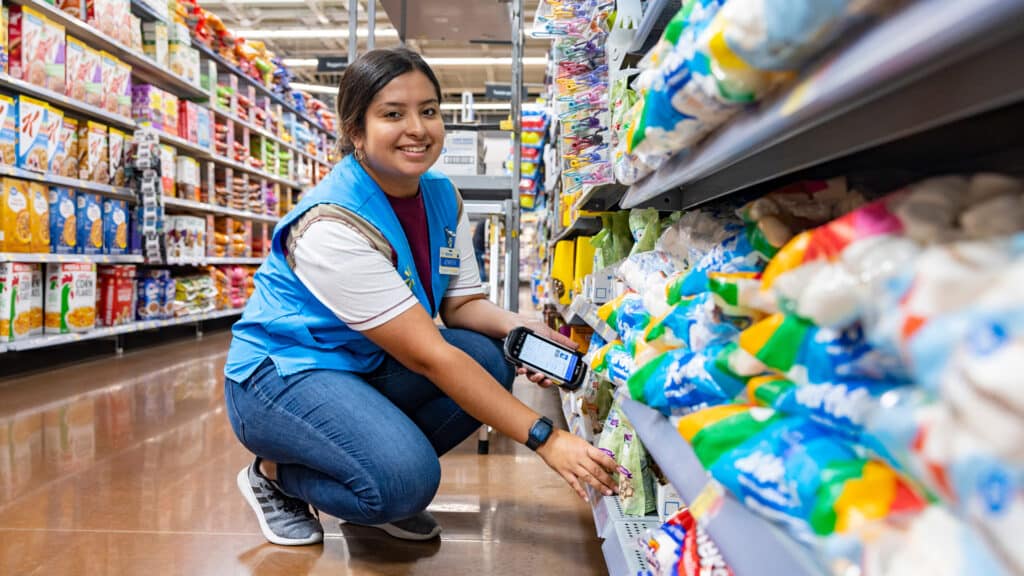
[351,510,442,541]
[237,458,324,546]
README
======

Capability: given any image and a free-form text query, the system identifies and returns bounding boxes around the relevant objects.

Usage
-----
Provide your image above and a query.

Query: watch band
[526,416,554,451]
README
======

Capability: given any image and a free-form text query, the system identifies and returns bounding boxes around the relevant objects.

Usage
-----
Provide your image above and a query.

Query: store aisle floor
[0,331,606,575]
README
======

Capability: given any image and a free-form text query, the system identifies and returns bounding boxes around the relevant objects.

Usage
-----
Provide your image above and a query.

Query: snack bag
[16,96,49,172]
[707,271,775,321]
[590,340,636,387]
[43,18,66,94]
[102,198,127,255]
[27,182,49,253]
[677,404,781,468]
[710,419,928,541]
[0,95,16,166]
[628,345,744,417]
[672,232,764,301]
[0,177,32,253]
[45,262,96,333]
[619,426,655,516]
[0,262,36,341]
[48,187,76,254]
[75,192,103,255]
[645,293,740,353]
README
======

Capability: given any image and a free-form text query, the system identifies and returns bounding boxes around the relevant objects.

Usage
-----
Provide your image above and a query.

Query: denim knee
[348,450,442,524]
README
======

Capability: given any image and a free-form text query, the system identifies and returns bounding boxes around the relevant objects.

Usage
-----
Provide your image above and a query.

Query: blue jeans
[224,329,515,525]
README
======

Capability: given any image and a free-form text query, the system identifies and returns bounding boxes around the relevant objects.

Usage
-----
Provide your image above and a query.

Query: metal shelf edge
[0,74,137,129]
[0,165,136,202]
[627,0,678,53]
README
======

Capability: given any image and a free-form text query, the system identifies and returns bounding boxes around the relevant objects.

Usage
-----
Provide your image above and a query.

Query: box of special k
[15,96,49,173]
[8,6,47,88]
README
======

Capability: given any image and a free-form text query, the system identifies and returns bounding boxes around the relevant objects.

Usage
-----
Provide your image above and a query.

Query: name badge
[439,247,460,275]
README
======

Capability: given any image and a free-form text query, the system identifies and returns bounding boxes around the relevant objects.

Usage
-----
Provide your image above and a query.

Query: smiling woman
[223,47,619,549]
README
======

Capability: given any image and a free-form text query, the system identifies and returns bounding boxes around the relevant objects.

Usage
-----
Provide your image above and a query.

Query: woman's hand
[515,317,579,388]
[536,428,620,501]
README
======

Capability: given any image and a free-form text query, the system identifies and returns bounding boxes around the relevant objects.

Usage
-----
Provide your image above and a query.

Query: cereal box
[162,92,178,136]
[136,270,161,320]
[113,58,131,119]
[131,83,162,129]
[48,186,76,254]
[15,96,49,173]
[129,15,142,53]
[42,18,66,94]
[65,36,87,101]
[107,127,125,186]
[97,264,135,327]
[160,270,175,318]
[43,105,62,174]
[1,6,7,76]
[142,21,167,68]
[0,262,35,341]
[57,0,86,20]
[82,47,103,108]
[117,0,132,47]
[8,6,47,88]
[54,117,78,177]
[160,144,175,197]
[0,95,16,167]
[75,192,103,255]
[176,155,199,200]
[77,121,107,183]
[102,197,126,254]
[0,178,31,253]
[196,105,211,149]
[45,262,96,333]
[29,264,42,335]
[99,51,117,114]
[27,182,49,253]
[87,0,113,38]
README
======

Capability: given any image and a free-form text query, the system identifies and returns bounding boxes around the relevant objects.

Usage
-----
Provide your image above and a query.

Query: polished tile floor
[0,331,607,575]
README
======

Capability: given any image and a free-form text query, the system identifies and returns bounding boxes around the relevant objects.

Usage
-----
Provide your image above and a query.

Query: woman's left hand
[514,317,578,389]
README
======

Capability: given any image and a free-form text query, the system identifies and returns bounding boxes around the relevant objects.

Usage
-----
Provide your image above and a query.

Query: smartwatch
[526,416,554,451]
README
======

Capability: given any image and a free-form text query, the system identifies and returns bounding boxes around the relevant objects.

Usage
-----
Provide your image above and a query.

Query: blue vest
[224,155,459,382]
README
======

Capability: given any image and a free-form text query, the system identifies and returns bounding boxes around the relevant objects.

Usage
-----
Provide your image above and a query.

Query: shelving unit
[550,216,602,245]
[162,196,280,224]
[0,253,145,264]
[560,297,619,342]
[0,308,244,354]
[622,0,1024,210]
[574,183,626,212]
[449,175,515,201]
[627,0,681,55]
[0,73,136,130]
[166,256,264,266]
[601,518,660,576]
[0,166,137,203]
[620,399,825,576]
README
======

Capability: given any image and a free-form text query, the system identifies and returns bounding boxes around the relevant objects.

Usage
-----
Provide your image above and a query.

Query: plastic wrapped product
[628,208,662,255]
[707,271,776,321]
[619,425,656,516]
[656,209,742,269]
[627,344,745,417]
[617,250,682,299]
[677,403,781,468]
[590,340,636,387]
[673,232,765,300]
[710,419,929,542]
[645,292,740,353]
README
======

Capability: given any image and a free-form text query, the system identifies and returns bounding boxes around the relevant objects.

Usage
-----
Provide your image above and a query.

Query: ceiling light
[290,82,337,95]
[235,28,400,39]
[281,57,547,67]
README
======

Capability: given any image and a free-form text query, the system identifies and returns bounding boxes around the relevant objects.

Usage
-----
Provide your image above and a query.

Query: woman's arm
[362,303,618,500]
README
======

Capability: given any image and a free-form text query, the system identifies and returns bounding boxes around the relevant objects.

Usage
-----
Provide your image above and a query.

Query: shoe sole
[236,467,324,546]
[368,522,442,541]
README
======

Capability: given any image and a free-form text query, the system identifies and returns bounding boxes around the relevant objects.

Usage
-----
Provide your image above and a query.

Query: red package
[679,509,733,576]
[97,265,137,327]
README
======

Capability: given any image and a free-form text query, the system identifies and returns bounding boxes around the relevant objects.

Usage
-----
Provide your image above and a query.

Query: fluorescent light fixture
[440,103,511,111]
[290,82,337,95]
[235,28,399,39]
[282,57,547,67]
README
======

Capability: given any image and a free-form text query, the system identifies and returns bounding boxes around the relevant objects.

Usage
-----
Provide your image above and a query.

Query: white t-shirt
[292,212,485,331]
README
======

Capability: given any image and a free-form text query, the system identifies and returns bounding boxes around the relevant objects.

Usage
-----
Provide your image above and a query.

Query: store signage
[317,56,349,73]
[485,83,528,100]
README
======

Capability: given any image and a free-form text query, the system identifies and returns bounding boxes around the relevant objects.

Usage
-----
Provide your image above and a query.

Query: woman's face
[353,70,444,196]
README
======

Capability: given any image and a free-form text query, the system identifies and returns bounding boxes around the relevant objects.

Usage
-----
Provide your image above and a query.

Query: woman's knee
[348,451,442,524]
[442,329,515,391]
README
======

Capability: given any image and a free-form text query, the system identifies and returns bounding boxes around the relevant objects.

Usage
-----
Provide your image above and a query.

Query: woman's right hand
[536,428,620,501]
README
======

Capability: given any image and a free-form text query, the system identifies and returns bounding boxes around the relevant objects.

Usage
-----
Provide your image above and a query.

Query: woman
[224,48,618,546]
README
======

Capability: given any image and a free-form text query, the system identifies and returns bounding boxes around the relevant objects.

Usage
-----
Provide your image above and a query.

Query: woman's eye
[385,111,402,119]
[423,108,438,117]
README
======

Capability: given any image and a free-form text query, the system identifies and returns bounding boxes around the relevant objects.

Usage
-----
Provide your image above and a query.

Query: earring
[354,148,366,161]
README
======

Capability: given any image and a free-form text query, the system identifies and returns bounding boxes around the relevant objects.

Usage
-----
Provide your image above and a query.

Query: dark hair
[335,48,443,156]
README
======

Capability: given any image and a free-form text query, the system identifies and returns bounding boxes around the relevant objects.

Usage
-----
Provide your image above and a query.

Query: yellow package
[1,177,32,252]
[551,240,576,305]
[573,235,596,297]
[28,181,48,253]
[0,262,35,340]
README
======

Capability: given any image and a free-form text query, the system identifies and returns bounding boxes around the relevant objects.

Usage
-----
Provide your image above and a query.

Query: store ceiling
[201,0,549,98]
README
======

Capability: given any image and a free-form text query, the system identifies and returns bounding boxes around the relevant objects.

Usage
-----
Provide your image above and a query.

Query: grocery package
[65,36,88,101]
[45,262,96,333]
[0,262,35,341]
[82,47,103,108]
[42,105,62,175]
[29,264,43,335]
[0,177,31,253]
[102,198,127,255]
[136,270,163,320]
[75,192,103,255]
[53,117,78,177]
[77,121,108,183]
[16,95,49,172]
[160,144,175,196]
[171,273,216,316]
[0,95,15,165]
[642,507,734,576]
[8,5,47,87]
[48,187,76,254]
[99,51,118,114]
[42,17,65,94]
[107,128,126,186]
[97,265,136,327]
[27,182,48,253]
[164,215,206,261]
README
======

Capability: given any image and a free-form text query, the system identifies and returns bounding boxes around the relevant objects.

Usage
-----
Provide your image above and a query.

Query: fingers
[590,445,620,474]
[561,470,588,502]
[578,464,616,496]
